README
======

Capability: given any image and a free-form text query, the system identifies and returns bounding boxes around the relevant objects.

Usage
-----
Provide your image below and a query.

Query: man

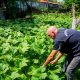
[43,26,80,80]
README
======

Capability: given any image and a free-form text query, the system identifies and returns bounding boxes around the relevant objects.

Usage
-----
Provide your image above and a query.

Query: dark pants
[62,56,80,80]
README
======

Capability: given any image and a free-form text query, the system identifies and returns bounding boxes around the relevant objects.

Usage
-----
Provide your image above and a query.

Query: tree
[72,3,76,29]
[64,0,80,11]
[63,0,80,30]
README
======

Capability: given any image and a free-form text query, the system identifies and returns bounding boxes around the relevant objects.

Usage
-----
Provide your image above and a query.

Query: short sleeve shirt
[53,28,80,56]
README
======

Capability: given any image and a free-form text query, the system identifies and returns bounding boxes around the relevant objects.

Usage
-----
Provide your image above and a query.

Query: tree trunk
[72,3,76,30]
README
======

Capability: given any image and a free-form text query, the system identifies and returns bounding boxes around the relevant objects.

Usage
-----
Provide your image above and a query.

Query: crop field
[0,13,80,80]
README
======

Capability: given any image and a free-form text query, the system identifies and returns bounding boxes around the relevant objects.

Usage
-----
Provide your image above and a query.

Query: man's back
[54,28,80,56]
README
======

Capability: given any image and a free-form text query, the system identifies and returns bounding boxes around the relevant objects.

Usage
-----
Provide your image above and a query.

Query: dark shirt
[53,28,80,57]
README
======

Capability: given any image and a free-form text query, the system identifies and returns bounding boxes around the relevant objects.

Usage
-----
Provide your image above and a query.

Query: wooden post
[72,3,76,30]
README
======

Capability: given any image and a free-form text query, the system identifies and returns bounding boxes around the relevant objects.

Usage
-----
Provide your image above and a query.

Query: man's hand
[50,52,63,65]
[50,60,57,64]
[43,50,58,66]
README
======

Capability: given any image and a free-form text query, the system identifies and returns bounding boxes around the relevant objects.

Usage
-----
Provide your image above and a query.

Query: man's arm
[50,52,63,64]
[43,50,58,67]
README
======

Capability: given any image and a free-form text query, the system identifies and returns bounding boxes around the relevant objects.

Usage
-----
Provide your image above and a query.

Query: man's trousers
[61,55,80,80]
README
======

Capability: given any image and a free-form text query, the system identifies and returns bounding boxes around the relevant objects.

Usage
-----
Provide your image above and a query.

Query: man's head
[47,26,57,39]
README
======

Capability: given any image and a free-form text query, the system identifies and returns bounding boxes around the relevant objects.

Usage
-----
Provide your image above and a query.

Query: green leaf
[19,58,28,68]
[40,73,47,79]
[31,77,39,80]
[33,59,39,64]
[49,73,60,80]
[11,72,20,79]
[2,64,9,74]
[18,41,29,53]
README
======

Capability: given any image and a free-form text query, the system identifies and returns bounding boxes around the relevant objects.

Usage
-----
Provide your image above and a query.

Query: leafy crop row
[0,13,80,80]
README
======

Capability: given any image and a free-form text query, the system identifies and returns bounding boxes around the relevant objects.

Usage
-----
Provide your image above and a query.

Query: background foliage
[0,0,80,19]
[63,0,80,11]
